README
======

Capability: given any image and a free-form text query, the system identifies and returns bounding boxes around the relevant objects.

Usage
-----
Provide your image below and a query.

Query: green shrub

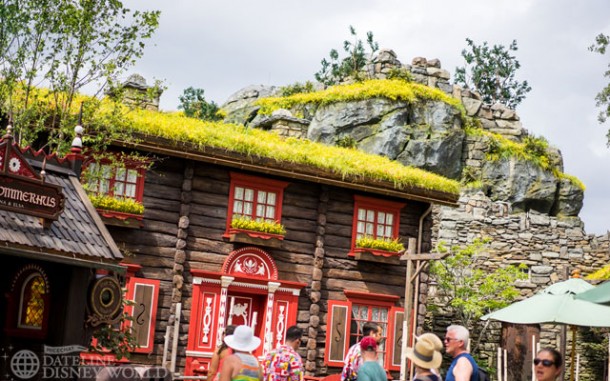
[387,67,414,82]
[355,236,405,252]
[335,136,357,149]
[279,81,316,97]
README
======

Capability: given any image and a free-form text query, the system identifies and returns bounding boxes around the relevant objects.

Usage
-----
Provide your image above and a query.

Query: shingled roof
[0,144,123,270]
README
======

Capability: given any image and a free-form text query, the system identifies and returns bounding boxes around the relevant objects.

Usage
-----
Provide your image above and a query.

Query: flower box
[96,209,143,229]
[224,228,284,248]
[350,247,403,264]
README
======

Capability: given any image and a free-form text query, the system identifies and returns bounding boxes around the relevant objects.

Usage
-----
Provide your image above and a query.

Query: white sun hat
[223,325,261,352]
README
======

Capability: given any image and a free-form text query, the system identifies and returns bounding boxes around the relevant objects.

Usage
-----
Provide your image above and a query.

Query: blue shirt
[445,353,478,381]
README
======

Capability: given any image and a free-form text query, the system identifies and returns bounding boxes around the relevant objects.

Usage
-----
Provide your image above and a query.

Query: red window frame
[350,195,405,254]
[84,158,147,202]
[324,290,404,372]
[224,172,289,236]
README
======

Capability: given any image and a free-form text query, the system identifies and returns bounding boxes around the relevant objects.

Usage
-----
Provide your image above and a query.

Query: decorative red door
[185,247,306,376]
[225,293,266,357]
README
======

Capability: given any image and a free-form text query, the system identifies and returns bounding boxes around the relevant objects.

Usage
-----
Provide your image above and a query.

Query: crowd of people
[209,323,562,381]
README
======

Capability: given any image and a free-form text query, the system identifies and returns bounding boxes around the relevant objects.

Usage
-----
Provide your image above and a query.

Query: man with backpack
[444,325,480,381]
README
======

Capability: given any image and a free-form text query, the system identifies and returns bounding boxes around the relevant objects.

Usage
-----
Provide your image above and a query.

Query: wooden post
[400,238,416,381]
[571,326,576,381]
[399,240,449,381]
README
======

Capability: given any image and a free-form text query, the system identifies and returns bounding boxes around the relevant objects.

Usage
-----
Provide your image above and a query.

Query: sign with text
[0,174,65,220]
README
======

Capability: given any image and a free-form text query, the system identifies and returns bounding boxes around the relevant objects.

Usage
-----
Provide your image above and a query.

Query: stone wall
[366,50,610,380]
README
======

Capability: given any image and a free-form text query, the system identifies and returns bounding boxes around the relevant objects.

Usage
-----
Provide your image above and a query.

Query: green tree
[0,0,160,151]
[429,238,527,329]
[0,0,159,359]
[455,38,531,109]
[314,25,379,86]
[178,87,222,121]
[589,33,610,142]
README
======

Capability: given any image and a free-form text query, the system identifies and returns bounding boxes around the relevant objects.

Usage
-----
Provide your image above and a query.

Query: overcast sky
[124,0,610,235]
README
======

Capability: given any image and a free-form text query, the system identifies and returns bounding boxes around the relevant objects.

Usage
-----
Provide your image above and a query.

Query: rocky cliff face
[222,49,583,217]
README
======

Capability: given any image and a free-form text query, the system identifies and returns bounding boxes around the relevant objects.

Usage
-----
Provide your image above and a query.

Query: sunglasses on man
[533,358,555,367]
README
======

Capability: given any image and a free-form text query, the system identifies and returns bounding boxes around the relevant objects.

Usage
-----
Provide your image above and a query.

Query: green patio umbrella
[481,278,610,381]
[481,278,610,326]
[575,280,610,304]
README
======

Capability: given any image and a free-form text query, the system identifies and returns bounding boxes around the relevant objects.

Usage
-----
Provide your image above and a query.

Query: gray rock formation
[221,51,584,217]
[481,157,558,214]
[221,84,279,125]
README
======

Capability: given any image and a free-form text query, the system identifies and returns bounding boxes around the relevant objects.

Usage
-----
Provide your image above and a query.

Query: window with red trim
[324,291,405,371]
[224,172,289,237]
[85,161,146,202]
[350,195,405,254]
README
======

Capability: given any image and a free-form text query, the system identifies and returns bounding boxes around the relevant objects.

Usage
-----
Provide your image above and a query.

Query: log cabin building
[99,139,458,378]
[0,82,460,379]
[75,101,460,378]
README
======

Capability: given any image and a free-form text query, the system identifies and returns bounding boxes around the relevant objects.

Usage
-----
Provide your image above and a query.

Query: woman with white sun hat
[219,325,263,381]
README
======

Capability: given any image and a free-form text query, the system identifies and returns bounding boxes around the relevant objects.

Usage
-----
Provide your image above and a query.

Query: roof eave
[112,136,459,207]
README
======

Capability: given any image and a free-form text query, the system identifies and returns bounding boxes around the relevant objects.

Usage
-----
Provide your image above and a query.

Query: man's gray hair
[447,324,470,343]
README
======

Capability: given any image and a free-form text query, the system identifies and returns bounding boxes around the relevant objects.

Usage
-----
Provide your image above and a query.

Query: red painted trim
[223,228,285,240]
[96,209,144,220]
[83,157,148,202]
[350,195,405,254]
[120,262,142,277]
[350,247,402,258]
[221,247,279,280]
[190,269,307,290]
[343,290,399,304]
[325,300,351,367]
[387,306,405,371]
[124,277,160,353]
[225,172,289,237]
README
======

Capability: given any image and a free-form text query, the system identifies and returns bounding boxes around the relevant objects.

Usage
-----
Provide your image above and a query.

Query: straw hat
[405,335,442,369]
[224,325,261,352]
[417,333,443,351]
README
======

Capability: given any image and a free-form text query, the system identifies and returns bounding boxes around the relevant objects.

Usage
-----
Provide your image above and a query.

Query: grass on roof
[255,79,466,117]
[5,83,460,196]
[123,108,460,196]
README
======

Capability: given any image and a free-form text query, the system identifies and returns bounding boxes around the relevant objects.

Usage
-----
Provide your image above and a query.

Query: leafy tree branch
[314,25,379,86]
[454,38,531,109]
[589,33,610,144]
[429,238,527,329]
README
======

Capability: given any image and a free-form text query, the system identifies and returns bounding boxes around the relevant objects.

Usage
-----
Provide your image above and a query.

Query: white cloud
[123,0,610,234]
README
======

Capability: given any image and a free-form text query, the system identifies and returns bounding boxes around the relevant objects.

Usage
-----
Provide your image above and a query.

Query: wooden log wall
[314,188,433,375]
[108,155,434,375]
[107,157,185,365]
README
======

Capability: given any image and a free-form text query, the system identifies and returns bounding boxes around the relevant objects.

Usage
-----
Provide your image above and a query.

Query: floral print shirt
[341,343,363,381]
[263,344,304,381]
